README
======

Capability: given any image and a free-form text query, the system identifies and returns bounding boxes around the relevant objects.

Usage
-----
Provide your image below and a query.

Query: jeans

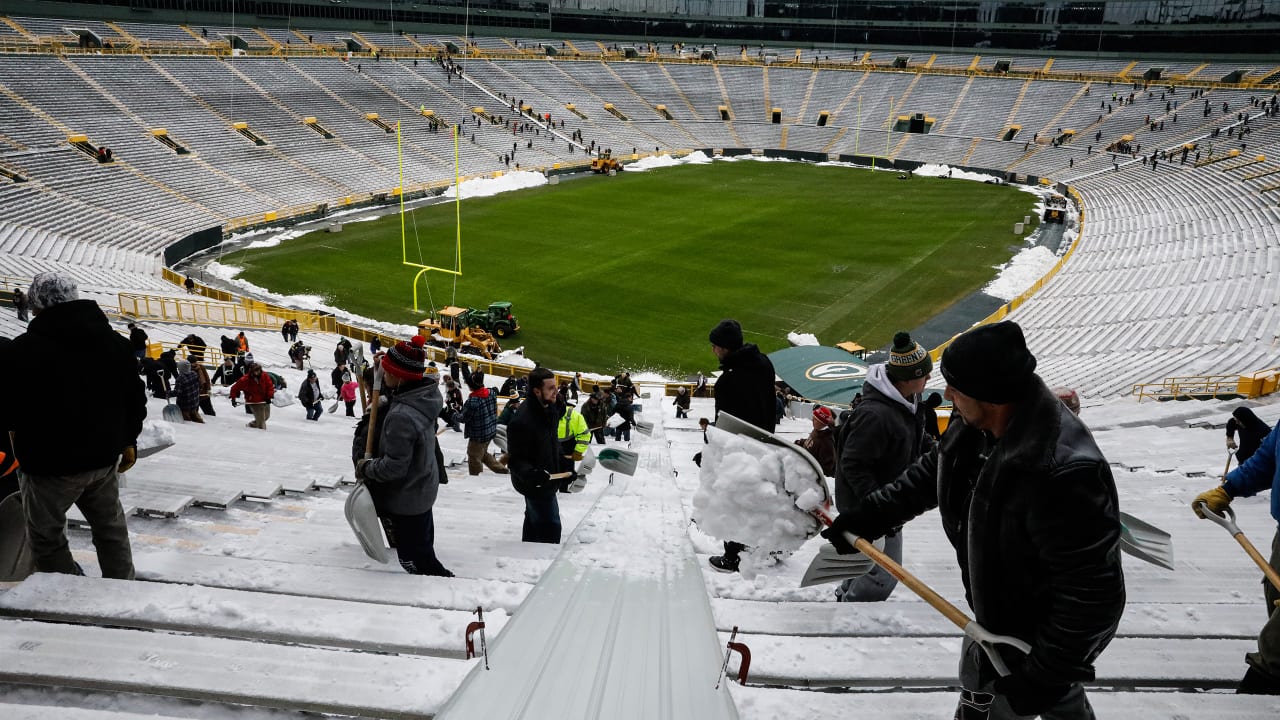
[837,531,903,602]
[957,637,1095,719]
[522,490,561,543]
[382,509,451,576]
[305,401,323,421]
[19,464,134,579]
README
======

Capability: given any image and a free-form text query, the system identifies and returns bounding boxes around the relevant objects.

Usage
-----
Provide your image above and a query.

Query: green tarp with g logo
[767,345,869,405]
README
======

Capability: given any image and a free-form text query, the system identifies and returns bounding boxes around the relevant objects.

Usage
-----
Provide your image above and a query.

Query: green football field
[231,160,1037,375]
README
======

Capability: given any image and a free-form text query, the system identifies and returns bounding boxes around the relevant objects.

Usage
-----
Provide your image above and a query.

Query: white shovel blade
[633,419,654,436]
[596,447,639,476]
[344,482,390,564]
[493,425,508,453]
[799,541,878,587]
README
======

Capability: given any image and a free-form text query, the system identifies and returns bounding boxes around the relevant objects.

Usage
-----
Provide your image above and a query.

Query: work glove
[572,451,584,462]
[820,507,890,554]
[993,673,1072,717]
[355,458,373,482]
[117,446,137,474]
[1226,438,1238,450]
[1192,486,1232,518]
[231,397,238,407]
[557,470,580,493]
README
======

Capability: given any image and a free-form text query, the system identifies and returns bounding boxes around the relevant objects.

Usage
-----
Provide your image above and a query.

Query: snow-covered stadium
[1,1,1279,717]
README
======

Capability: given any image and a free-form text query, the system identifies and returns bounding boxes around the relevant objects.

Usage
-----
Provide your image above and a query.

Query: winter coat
[797,426,837,477]
[712,343,777,432]
[859,377,1124,687]
[1224,424,1280,524]
[2,300,146,475]
[558,407,590,457]
[362,378,445,515]
[211,361,237,386]
[230,371,275,404]
[340,381,358,403]
[236,334,249,353]
[507,395,560,496]
[219,336,238,355]
[833,364,931,516]
[299,378,323,406]
[461,387,499,442]
[193,363,212,396]
[129,326,148,351]
[331,366,346,391]
[497,400,521,426]
[581,398,608,431]
[175,370,201,411]
[673,391,690,411]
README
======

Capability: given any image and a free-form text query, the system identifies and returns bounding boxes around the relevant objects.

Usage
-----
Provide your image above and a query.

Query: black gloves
[993,673,1071,717]
[557,470,580,493]
[820,506,891,554]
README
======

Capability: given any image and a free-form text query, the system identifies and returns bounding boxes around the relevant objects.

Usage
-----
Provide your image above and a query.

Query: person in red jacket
[230,362,274,430]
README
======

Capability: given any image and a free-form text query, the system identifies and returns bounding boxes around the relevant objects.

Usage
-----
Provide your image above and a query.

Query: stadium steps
[930,75,973,134]
[0,618,468,719]
[879,73,921,130]
[0,16,33,40]
[793,67,820,124]
[597,60,665,120]
[656,63,703,120]
[819,126,847,154]
[825,70,873,125]
[1031,81,1092,140]
[251,27,281,50]
[999,78,1033,135]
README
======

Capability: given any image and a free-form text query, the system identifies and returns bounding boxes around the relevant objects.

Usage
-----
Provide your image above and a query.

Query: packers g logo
[805,362,867,382]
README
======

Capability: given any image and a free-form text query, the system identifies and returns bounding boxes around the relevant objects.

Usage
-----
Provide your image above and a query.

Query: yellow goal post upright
[399,120,463,312]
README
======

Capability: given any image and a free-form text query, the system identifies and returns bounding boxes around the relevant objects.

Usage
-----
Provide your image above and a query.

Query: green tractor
[466,301,520,338]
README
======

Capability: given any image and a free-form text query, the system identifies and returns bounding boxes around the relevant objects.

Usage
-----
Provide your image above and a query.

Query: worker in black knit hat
[831,331,933,602]
[822,321,1124,718]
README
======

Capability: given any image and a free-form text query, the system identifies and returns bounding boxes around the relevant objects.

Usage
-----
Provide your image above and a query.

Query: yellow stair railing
[1133,367,1280,402]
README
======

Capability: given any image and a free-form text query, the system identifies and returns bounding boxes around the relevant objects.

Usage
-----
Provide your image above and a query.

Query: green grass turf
[232,160,1037,375]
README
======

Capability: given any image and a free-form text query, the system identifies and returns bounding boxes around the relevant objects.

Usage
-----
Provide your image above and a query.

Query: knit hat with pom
[382,335,428,380]
[886,331,933,382]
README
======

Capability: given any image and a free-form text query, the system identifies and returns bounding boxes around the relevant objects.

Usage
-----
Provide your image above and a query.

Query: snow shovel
[493,425,508,453]
[1118,511,1175,570]
[160,378,182,423]
[633,418,654,436]
[1198,503,1280,595]
[596,447,639,476]
[812,506,1031,677]
[800,540,879,587]
[328,399,340,414]
[0,493,35,582]
[345,362,390,564]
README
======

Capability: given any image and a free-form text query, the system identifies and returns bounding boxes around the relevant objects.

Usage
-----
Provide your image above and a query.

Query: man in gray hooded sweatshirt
[833,331,933,601]
[356,336,452,577]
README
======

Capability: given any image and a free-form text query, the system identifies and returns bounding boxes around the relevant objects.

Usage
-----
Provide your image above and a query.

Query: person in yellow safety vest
[557,401,591,492]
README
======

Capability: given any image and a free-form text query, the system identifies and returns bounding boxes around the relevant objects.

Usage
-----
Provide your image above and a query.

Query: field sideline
[232,160,1038,375]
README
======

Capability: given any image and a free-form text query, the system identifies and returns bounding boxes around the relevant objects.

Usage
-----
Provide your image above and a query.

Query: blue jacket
[1224,425,1280,525]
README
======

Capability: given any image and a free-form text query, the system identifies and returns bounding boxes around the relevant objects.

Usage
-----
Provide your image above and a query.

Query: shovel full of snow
[808,505,1031,677]
[345,360,390,564]
[1198,503,1280,596]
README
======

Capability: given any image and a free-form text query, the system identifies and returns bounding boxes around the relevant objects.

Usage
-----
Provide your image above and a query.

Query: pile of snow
[135,420,176,454]
[442,170,547,200]
[787,331,819,346]
[627,154,682,172]
[692,427,826,577]
[982,245,1059,301]
[912,163,1003,184]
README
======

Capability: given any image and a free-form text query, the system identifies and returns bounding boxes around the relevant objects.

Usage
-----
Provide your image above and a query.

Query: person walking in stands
[498,396,521,426]
[832,332,934,602]
[191,355,216,417]
[298,369,325,421]
[355,336,452,577]
[1227,406,1272,466]
[508,367,572,543]
[460,371,508,476]
[824,321,1124,717]
[1194,421,1280,694]
[340,372,359,417]
[441,376,464,432]
[230,362,274,430]
[174,359,203,423]
[236,331,249,356]
[211,356,237,386]
[128,322,148,361]
[705,319,778,574]
[611,385,636,442]
[581,391,609,444]
[673,385,691,419]
[184,275,196,294]
[796,405,837,477]
[12,287,28,322]
[2,271,144,579]
[280,320,291,343]
[557,399,591,486]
